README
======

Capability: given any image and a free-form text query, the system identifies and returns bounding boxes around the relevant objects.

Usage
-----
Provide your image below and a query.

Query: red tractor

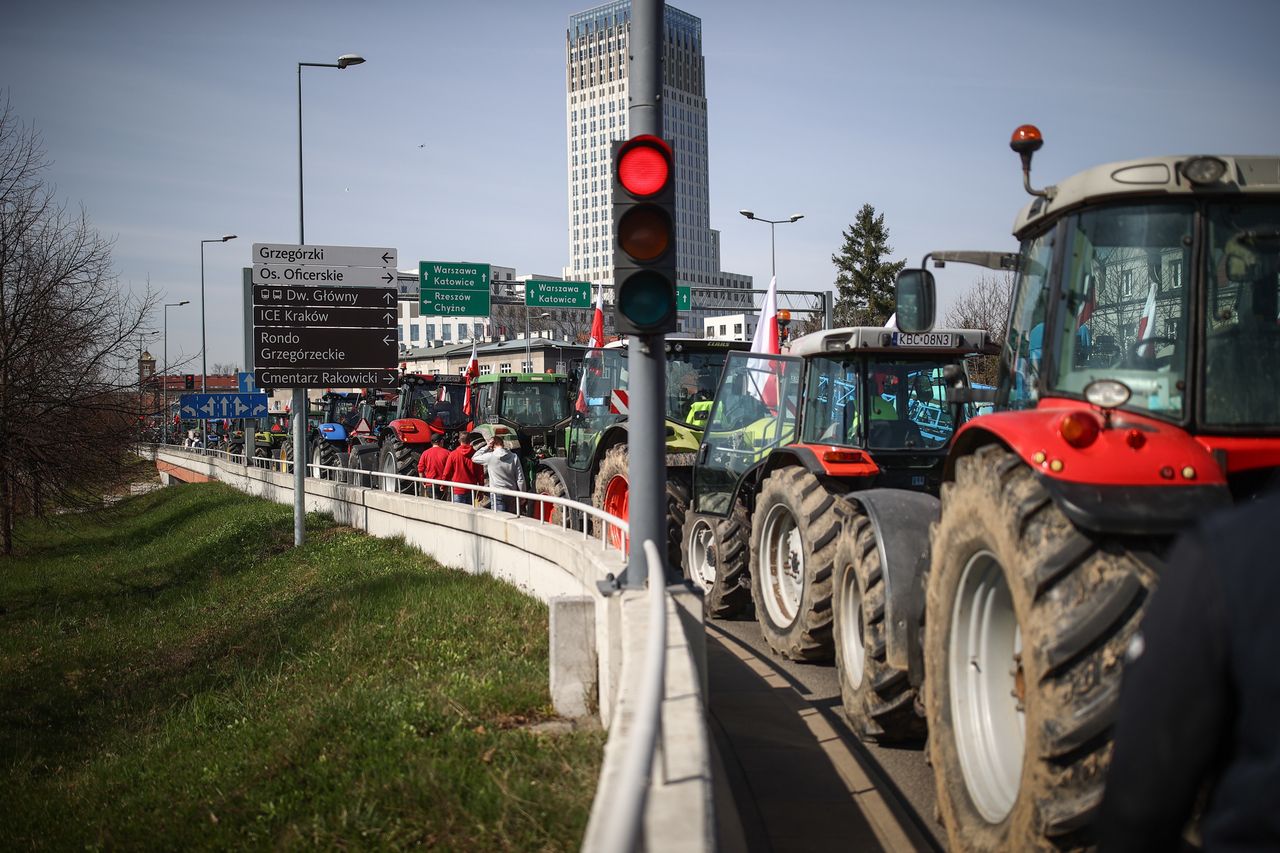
[854,127,1280,850]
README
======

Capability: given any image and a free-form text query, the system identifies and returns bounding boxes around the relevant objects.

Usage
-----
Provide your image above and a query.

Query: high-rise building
[564,0,752,333]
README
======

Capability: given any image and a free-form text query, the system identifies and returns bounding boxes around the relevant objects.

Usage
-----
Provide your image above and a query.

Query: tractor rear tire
[683,501,752,619]
[750,466,847,662]
[312,441,342,480]
[535,469,574,528]
[834,512,925,743]
[227,442,244,464]
[591,444,688,577]
[279,440,293,473]
[378,438,418,494]
[925,444,1156,852]
[253,446,272,468]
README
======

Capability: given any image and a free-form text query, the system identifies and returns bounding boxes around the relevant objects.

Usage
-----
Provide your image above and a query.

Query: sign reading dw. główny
[419,261,491,317]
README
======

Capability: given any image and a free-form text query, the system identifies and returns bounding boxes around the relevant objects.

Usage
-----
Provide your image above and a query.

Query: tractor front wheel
[925,444,1156,851]
[378,438,418,493]
[591,444,689,576]
[683,500,752,619]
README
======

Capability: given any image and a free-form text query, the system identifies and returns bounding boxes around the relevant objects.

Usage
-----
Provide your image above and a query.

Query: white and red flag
[749,276,781,409]
[1135,276,1158,358]
[575,285,606,413]
[462,339,479,416]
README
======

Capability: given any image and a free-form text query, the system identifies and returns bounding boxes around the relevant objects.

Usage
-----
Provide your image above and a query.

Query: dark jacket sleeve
[1098,533,1229,853]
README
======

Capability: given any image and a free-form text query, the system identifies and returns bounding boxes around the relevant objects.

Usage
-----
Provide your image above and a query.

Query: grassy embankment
[0,480,603,850]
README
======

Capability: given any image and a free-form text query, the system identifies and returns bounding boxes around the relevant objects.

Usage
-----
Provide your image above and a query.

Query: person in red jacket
[442,431,485,505]
[416,418,451,499]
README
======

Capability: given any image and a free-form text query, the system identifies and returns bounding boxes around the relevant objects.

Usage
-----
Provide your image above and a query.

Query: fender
[947,401,1232,535]
[537,455,594,505]
[760,444,881,482]
[317,422,348,443]
[385,417,435,445]
[844,488,940,685]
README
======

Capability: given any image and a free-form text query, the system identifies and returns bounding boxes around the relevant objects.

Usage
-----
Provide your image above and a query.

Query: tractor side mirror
[895,268,936,334]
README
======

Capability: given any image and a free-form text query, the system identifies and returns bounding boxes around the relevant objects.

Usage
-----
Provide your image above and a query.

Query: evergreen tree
[832,204,906,326]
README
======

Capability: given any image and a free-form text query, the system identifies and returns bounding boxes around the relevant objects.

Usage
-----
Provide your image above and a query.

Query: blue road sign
[179,393,269,420]
[237,371,260,394]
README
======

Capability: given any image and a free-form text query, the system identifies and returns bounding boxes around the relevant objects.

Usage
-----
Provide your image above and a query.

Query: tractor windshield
[802,356,960,451]
[324,395,363,431]
[498,380,571,427]
[568,348,628,470]
[404,382,469,430]
[666,346,732,427]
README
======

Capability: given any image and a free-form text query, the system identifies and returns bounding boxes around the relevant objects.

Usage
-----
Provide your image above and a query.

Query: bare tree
[211,362,241,376]
[944,271,1015,386]
[0,96,155,554]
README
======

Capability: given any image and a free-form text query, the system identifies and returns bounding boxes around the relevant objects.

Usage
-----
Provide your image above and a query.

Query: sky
[4,0,1278,370]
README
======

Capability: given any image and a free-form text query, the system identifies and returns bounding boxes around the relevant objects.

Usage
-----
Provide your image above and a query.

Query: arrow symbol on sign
[382,272,393,284]
[251,404,266,415]
[200,400,215,416]
[383,312,396,322]
[385,373,397,383]
[234,399,248,415]
[383,292,395,304]
[382,251,393,264]
[382,335,395,346]
[181,405,196,417]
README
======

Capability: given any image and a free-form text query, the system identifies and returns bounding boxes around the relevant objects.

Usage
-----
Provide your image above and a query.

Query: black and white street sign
[253,326,398,369]
[254,367,400,390]
[252,264,397,288]
[254,284,398,310]
[251,243,397,268]
[254,305,399,329]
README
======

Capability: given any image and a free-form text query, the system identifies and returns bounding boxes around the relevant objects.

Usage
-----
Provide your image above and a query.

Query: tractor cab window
[568,348,628,471]
[667,348,730,425]
[1203,202,1280,428]
[1000,230,1055,409]
[801,357,860,446]
[801,356,959,450]
[1052,204,1193,420]
[499,381,570,427]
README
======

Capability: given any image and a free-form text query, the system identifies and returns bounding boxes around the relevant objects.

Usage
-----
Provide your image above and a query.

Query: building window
[425,324,435,340]
[521,361,532,372]
[410,324,421,343]
[442,326,451,341]
[500,362,513,374]
[479,364,493,375]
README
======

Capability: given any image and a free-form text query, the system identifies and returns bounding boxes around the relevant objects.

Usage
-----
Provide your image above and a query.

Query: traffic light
[184,374,195,390]
[612,134,677,335]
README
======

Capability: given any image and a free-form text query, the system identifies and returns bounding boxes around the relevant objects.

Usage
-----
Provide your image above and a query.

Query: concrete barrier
[150,447,713,851]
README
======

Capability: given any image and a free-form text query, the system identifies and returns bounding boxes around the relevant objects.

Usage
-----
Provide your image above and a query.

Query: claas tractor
[855,127,1280,850]
[468,372,573,494]
[684,329,993,696]
[534,337,745,568]
[376,373,469,492]
[228,413,290,466]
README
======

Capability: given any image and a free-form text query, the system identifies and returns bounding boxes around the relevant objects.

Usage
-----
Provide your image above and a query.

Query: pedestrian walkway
[706,624,938,852]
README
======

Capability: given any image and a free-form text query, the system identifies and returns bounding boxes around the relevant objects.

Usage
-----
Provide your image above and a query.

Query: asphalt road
[706,615,944,852]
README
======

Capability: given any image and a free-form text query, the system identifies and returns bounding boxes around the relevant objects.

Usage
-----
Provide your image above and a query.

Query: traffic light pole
[620,0,667,590]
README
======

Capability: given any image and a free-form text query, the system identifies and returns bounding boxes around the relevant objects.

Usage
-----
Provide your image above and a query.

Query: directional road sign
[237,371,260,393]
[253,264,397,288]
[252,243,397,268]
[254,367,400,390]
[526,280,592,309]
[253,326,398,369]
[179,393,269,420]
[677,284,692,312]
[419,261,491,317]
[254,284,398,310]
[254,305,399,329]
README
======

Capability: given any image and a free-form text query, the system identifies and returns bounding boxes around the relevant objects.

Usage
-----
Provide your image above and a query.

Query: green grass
[0,481,603,850]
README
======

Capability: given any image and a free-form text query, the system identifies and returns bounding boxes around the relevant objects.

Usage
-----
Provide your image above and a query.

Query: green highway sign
[677,284,692,312]
[419,261,491,317]
[422,288,489,316]
[526,279,592,309]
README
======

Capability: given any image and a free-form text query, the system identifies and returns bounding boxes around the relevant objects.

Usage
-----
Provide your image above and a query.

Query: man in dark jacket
[442,431,485,505]
[1099,489,1280,852]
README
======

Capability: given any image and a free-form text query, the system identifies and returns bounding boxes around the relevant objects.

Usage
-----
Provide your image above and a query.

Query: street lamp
[298,54,365,243]
[163,300,190,444]
[738,210,804,279]
[200,235,236,448]
[525,310,551,373]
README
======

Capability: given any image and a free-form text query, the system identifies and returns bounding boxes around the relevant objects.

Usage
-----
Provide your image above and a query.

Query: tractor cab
[390,374,469,446]
[470,372,574,482]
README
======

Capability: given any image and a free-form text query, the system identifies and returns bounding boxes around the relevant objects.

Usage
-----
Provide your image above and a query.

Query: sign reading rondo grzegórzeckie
[419,261,491,317]
[525,279,591,309]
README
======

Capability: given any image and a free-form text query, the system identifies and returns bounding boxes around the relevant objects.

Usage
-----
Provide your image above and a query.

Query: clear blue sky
[4,0,1277,369]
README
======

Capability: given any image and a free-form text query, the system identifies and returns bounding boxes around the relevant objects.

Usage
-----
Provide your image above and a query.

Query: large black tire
[344,445,375,487]
[750,466,848,662]
[591,444,688,577]
[311,441,343,480]
[682,501,752,619]
[535,469,575,528]
[924,444,1156,851]
[834,512,925,743]
[279,440,294,473]
[253,445,273,468]
[227,442,244,464]
[377,438,419,493]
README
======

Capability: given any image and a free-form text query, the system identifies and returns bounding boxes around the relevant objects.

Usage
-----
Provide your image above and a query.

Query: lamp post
[163,300,190,444]
[200,235,236,448]
[295,53,365,547]
[738,210,804,280]
[525,310,551,373]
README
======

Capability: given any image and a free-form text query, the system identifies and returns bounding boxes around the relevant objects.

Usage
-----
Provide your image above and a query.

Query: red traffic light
[616,135,672,197]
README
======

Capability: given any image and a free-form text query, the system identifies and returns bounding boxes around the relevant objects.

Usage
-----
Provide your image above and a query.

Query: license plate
[895,332,956,348]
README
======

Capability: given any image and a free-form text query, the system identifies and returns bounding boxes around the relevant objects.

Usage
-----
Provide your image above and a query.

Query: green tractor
[227,413,291,466]
[468,372,574,494]
[534,338,745,569]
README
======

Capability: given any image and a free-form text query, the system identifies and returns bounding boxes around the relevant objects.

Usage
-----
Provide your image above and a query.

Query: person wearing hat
[416,417,451,499]
[471,434,527,514]
[442,430,485,505]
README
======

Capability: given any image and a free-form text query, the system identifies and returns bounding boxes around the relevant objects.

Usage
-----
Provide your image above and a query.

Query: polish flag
[575,285,606,413]
[749,276,781,409]
[1135,277,1157,358]
[462,340,479,416]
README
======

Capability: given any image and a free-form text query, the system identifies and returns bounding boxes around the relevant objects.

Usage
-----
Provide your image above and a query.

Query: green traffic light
[617,271,677,328]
